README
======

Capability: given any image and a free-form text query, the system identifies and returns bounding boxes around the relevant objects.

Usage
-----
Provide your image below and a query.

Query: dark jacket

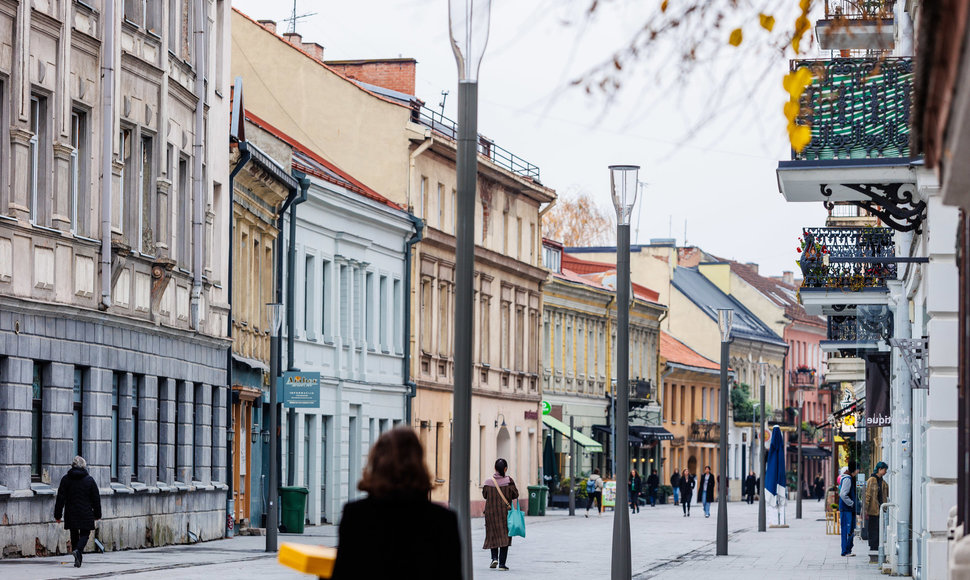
[670,472,681,488]
[332,495,461,580]
[744,475,757,495]
[679,474,695,501]
[646,473,659,491]
[697,472,716,503]
[54,467,101,530]
[482,477,519,550]
[631,473,643,493]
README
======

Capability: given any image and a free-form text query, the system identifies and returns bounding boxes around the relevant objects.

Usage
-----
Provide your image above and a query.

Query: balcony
[689,421,719,444]
[820,306,893,354]
[816,1,896,51]
[410,103,541,182]
[790,368,818,389]
[798,226,896,315]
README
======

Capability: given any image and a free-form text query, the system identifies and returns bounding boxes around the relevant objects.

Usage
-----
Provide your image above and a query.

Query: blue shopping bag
[507,499,526,538]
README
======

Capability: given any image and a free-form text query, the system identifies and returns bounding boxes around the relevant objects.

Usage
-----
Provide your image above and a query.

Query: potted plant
[658,484,673,505]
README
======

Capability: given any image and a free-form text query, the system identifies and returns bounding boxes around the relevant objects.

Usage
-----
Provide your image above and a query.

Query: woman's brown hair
[358,426,432,498]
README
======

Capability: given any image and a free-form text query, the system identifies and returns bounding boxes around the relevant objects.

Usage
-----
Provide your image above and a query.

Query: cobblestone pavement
[0,498,891,579]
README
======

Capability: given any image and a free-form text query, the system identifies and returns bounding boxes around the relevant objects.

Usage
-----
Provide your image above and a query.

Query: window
[139,135,154,253]
[438,282,450,356]
[168,0,178,48]
[111,373,120,481]
[451,189,457,234]
[177,155,191,266]
[500,301,510,368]
[530,223,536,262]
[120,128,133,235]
[393,279,402,353]
[420,176,428,219]
[420,278,433,353]
[366,272,375,347]
[516,217,523,260]
[437,183,445,229]
[73,368,84,458]
[29,96,47,225]
[480,295,491,363]
[339,265,350,337]
[31,363,43,481]
[503,213,509,254]
[173,381,182,481]
[543,245,561,272]
[304,415,311,487]
[320,260,331,337]
[304,255,315,336]
[124,0,159,32]
[132,377,140,481]
[70,111,88,235]
[379,275,388,348]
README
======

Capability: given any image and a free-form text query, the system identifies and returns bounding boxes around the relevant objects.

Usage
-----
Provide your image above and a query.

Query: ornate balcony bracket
[890,337,928,390]
[820,182,926,233]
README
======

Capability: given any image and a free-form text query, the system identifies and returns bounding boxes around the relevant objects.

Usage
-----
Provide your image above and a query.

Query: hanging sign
[282,372,320,408]
[865,357,891,428]
[541,401,551,415]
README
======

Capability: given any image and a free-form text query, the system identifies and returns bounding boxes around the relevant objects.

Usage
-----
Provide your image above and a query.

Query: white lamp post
[717,308,733,555]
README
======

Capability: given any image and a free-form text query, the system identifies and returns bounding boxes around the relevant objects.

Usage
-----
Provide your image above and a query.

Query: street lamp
[266,302,283,553]
[795,389,804,520]
[609,164,639,580]
[757,362,768,532]
[448,2,491,578]
[716,308,733,556]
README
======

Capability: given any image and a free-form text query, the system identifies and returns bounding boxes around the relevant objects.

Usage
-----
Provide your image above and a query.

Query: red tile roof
[660,332,720,371]
[560,253,661,303]
[728,261,823,328]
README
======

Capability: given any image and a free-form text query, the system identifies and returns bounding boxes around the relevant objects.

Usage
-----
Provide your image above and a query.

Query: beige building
[0,0,232,555]
[230,10,555,511]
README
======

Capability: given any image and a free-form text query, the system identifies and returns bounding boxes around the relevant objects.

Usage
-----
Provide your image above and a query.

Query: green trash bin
[279,486,309,534]
[527,485,548,516]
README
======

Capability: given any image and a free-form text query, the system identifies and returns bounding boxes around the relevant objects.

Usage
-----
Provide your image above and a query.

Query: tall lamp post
[266,302,284,553]
[609,164,639,580]
[448,2,491,578]
[796,390,804,519]
[716,308,733,556]
[757,362,767,532]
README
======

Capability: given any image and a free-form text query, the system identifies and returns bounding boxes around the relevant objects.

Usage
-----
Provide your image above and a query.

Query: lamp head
[609,165,640,225]
[449,0,492,82]
[717,308,734,342]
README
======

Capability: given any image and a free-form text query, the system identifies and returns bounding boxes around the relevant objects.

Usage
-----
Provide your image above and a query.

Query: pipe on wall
[402,215,424,425]
[190,0,206,329]
[99,0,115,309]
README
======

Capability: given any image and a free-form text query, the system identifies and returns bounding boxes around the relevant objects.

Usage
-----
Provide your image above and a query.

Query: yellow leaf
[789,124,812,153]
[661,0,668,13]
[759,13,775,32]
[729,28,743,47]
[783,67,813,98]
[784,101,800,122]
[800,0,812,12]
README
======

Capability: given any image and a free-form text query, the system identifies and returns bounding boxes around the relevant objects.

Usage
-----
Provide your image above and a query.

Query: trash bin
[279,486,309,534]
[527,485,548,516]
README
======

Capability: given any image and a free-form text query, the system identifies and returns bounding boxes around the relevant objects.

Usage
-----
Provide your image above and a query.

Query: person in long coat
[482,458,518,571]
[332,427,460,579]
[679,469,695,516]
[54,456,102,568]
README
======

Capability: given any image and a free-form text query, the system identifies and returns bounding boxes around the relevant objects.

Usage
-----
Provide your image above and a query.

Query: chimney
[283,32,303,47]
[745,262,759,275]
[257,19,277,35]
[302,42,325,61]
[783,271,794,286]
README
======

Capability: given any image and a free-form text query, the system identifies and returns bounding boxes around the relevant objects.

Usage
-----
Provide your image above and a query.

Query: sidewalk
[0,497,893,579]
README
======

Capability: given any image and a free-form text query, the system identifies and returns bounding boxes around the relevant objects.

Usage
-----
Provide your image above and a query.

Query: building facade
[0,0,231,555]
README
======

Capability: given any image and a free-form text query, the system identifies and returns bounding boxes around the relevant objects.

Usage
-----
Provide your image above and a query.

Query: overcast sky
[231,0,829,278]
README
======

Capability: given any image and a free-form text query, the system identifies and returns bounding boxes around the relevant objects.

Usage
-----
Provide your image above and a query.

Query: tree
[542,190,615,247]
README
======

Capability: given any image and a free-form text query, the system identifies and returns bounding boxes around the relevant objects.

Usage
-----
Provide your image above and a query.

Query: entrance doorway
[232,385,262,526]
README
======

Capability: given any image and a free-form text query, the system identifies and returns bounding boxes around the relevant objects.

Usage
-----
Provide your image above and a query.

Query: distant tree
[542,191,615,247]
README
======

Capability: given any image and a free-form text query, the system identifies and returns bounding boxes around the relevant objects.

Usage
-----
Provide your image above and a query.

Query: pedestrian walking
[53,456,102,569]
[646,469,659,507]
[585,468,604,517]
[483,458,519,571]
[630,470,642,513]
[744,471,757,504]
[838,461,860,557]
[864,462,889,554]
[679,469,695,516]
[332,427,460,579]
[670,469,682,506]
[697,465,716,518]
[814,475,825,502]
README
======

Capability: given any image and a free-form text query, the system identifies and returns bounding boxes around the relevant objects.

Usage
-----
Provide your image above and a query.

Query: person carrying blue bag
[483,458,520,571]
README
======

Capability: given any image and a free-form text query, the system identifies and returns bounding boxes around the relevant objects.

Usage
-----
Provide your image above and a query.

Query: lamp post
[716,308,733,556]
[448,2,491,578]
[609,164,639,580]
[757,362,767,532]
[796,390,803,519]
[266,302,283,553]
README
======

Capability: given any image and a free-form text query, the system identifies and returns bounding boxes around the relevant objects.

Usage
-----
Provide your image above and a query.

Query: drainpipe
[285,173,309,487]
[190,0,206,328]
[880,502,897,565]
[403,215,424,425]
[889,279,912,576]
[99,0,115,309]
[272,180,298,510]
[225,142,251,535]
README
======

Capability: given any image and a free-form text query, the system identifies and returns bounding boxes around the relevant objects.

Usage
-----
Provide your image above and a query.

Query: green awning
[542,415,603,453]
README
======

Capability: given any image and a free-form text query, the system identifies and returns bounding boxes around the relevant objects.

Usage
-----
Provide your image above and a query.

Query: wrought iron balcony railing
[410,103,541,182]
[790,369,818,388]
[799,227,897,289]
[791,57,914,161]
[824,0,896,20]
[689,421,719,443]
[828,306,893,342]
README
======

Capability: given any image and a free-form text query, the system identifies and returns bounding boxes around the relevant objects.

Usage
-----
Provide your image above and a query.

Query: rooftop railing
[411,104,541,182]
[791,57,913,161]
[799,227,897,289]
[824,0,896,19]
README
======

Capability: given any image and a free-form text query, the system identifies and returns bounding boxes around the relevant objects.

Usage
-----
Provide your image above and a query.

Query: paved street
[0,499,887,579]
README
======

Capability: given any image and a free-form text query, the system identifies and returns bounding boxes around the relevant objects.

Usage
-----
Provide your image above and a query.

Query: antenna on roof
[286,0,317,34]
[439,90,449,118]
[684,219,687,246]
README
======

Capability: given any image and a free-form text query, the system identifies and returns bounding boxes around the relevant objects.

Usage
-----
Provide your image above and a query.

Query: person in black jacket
[630,470,642,513]
[697,465,716,518]
[54,456,102,568]
[744,472,757,504]
[671,470,682,505]
[679,469,695,517]
[646,469,660,507]
[331,427,460,579]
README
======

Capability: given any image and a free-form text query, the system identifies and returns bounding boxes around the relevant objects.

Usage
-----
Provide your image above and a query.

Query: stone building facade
[0,0,231,556]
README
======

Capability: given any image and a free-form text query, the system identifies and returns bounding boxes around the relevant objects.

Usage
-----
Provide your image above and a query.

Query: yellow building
[231,10,555,511]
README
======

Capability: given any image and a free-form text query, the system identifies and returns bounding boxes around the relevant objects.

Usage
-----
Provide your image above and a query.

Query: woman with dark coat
[54,456,102,568]
[483,458,519,571]
[331,427,460,579]
[679,469,695,517]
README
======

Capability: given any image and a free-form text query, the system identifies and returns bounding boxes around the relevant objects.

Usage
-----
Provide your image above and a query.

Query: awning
[592,424,643,446]
[787,445,832,458]
[542,416,603,453]
[630,425,674,441]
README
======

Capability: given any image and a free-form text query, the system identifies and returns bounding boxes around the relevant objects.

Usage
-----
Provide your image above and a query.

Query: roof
[727,261,824,328]
[672,267,788,347]
[243,110,403,211]
[560,253,661,303]
[660,332,720,371]
[561,252,617,275]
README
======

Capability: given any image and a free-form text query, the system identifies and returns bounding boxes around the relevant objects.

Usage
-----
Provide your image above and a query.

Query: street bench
[278,542,337,579]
